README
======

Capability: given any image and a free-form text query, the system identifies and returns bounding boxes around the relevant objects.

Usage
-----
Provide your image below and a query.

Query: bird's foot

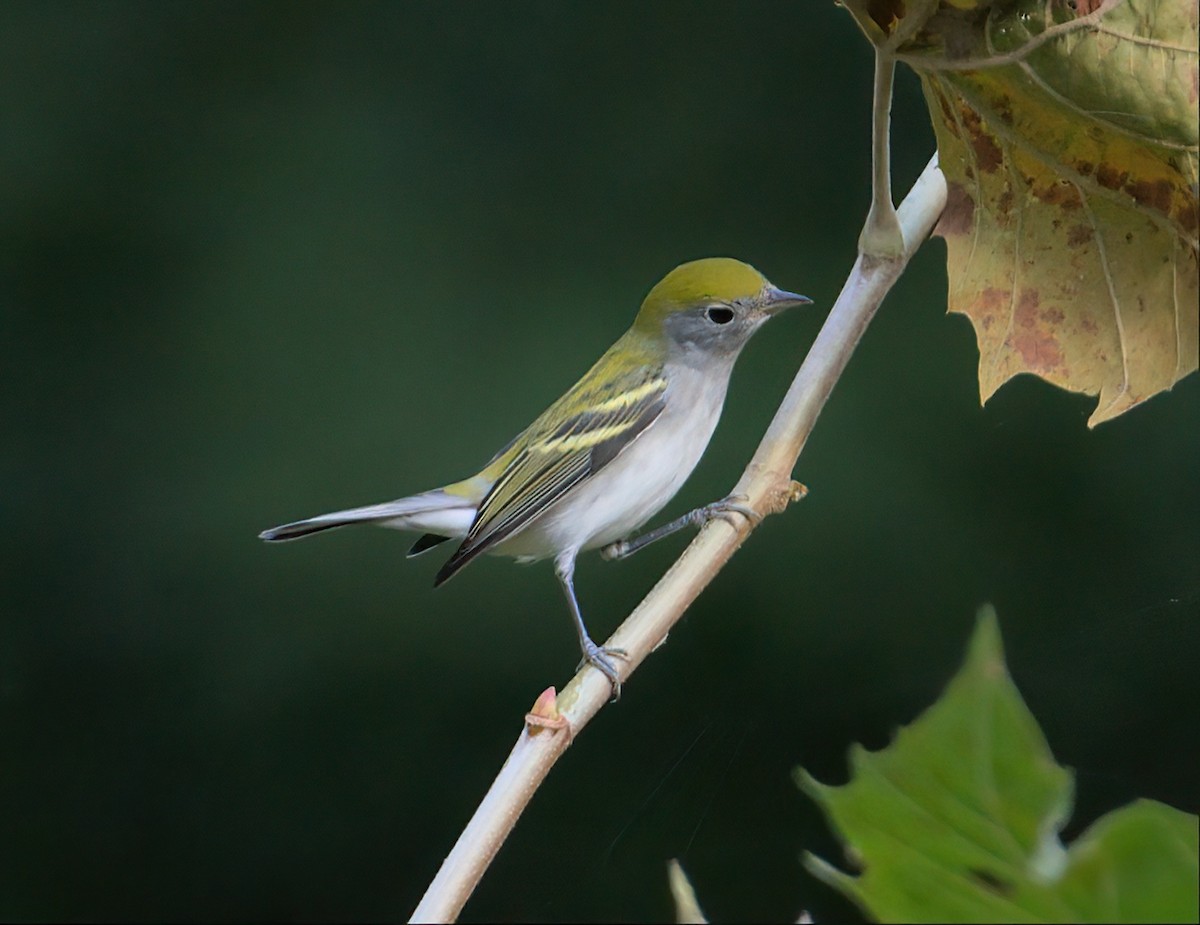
[691,493,762,529]
[577,637,628,701]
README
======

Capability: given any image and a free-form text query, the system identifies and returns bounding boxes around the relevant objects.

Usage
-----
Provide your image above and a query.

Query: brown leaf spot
[1175,200,1199,234]
[936,90,957,130]
[936,182,975,237]
[971,132,1003,174]
[1066,224,1093,246]
[1075,159,1095,177]
[1095,163,1129,191]
[973,287,1009,330]
[979,288,1007,310]
[1008,289,1065,371]
[1076,0,1105,13]
[1081,315,1098,334]
[960,106,1003,173]
[1010,329,1064,372]
[1033,179,1082,210]
[1125,178,1174,216]
[1191,65,1198,104]
[998,188,1014,215]
[1015,288,1040,328]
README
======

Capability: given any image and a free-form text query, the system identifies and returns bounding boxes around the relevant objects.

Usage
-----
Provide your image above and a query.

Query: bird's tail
[259,488,476,542]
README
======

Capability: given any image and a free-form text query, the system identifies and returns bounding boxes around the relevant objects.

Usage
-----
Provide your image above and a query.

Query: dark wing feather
[434,366,667,585]
[407,533,452,557]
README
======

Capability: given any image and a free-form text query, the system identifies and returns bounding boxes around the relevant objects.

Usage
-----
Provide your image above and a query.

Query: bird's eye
[706,306,734,325]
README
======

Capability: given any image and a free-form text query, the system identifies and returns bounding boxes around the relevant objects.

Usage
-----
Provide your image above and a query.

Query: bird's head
[634,257,811,359]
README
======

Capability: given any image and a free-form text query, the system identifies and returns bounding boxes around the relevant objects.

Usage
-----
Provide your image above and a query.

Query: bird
[260,257,811,698]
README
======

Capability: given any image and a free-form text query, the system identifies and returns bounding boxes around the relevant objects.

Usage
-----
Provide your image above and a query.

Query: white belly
[495,361,731,561]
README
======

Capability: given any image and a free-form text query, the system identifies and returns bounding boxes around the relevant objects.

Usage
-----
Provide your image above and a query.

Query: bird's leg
[600,494,762,561]
[555,553,627,701]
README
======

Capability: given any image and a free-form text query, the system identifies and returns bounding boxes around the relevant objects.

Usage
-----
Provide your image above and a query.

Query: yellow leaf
[667,860,708,925]
[901,0,1199,424]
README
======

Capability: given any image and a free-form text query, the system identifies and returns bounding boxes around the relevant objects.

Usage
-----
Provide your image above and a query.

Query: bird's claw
[693,493,762,528]
[577,639,628,701]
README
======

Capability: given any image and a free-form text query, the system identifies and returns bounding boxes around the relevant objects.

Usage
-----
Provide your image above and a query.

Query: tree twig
[410,153,948,924]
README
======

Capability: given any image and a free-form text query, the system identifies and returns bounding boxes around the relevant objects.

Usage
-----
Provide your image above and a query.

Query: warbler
[260,257,810,698]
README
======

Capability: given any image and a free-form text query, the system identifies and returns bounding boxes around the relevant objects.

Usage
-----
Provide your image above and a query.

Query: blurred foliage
[1,2,1197,922]
[802,611,1199,923]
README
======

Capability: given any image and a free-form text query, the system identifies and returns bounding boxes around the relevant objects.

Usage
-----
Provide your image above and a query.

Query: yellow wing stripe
[586,378,668,414]
[541,421,643,452]
[539,377,666,451]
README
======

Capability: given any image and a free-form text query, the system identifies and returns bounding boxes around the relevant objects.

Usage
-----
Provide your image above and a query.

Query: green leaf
[798,609,1200,923]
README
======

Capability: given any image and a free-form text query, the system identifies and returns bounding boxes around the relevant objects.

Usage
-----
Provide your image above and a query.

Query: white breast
[497,359,734,561]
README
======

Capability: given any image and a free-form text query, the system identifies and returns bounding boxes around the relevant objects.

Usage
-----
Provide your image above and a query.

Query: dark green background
[4,2,1197,921]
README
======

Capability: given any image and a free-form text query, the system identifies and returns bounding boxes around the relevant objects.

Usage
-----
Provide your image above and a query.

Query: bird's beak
[760,285,813,315]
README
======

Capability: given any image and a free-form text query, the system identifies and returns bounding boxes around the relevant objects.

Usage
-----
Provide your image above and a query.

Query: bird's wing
[433,365,667,585]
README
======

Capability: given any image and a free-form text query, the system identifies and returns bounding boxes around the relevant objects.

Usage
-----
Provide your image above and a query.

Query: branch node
[524,686,571,739]
[760,475,810,517]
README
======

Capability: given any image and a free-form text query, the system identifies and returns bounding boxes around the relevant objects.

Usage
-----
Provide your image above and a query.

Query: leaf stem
[860,50,906,258]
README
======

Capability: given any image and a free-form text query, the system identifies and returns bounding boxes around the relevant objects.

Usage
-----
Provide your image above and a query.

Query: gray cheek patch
[663,308,762,357]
